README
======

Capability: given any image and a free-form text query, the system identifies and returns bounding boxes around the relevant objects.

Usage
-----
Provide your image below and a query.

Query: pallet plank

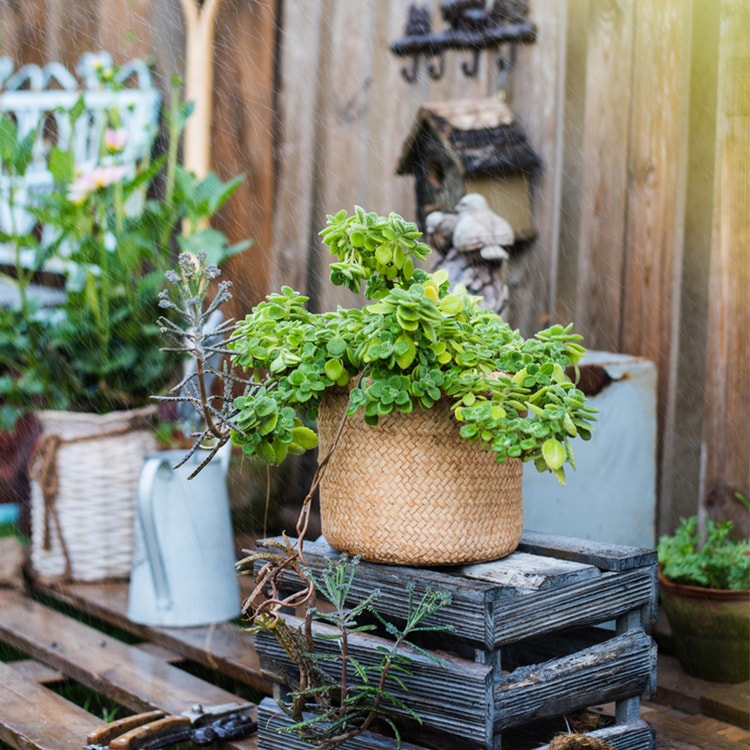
[34,581,270,693]
[0,589,252,718]
[0,661,99,750]
[7,658,65,685]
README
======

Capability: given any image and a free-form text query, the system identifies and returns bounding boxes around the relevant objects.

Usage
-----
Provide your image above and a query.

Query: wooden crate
[254,531,658,750]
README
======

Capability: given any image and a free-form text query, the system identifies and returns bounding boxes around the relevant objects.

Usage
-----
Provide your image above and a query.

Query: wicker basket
[28,407,157,582]
[317,391,523,566]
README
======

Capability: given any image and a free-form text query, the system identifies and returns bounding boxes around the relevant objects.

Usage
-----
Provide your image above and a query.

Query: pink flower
[68,164,129,203]
[104,128,128,154]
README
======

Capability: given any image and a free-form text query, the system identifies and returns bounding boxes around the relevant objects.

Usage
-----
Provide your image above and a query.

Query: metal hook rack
[390,0,536,84]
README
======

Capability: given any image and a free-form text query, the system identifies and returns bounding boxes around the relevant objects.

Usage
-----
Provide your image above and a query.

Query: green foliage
[0,64,250,427]
[658,516,750,591]
[223,207,596,483]
[251,555,451,749]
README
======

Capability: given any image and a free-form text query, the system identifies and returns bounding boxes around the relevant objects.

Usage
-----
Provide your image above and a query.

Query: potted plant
[158,206,596,747]
[657,513,750,683]
[0,60,249,582]
[160,207,596,567]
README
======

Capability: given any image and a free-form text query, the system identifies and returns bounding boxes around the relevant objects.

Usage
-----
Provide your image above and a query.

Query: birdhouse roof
[396,97,540,177]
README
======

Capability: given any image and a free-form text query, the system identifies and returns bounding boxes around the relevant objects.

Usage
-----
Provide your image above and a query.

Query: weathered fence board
[0,0,745,533]
[701,0,750,510]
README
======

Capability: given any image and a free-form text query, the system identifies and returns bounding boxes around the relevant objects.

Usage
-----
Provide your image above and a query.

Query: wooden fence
[1,0,747,535]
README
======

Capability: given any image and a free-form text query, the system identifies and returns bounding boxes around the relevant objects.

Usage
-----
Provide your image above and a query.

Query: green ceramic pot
[659,571,750,684]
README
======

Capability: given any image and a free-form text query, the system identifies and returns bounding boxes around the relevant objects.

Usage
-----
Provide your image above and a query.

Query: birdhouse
[396,97,540,241]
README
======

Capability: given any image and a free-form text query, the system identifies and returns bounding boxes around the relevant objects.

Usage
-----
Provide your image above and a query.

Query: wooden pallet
[0,586,258,750]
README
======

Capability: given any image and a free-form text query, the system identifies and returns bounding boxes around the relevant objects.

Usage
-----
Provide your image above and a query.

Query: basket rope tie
[30,416,152,581]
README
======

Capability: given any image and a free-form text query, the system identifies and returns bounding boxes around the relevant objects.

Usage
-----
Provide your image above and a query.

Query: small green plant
[159,208,596,483]
[658,516,750,591]
[0,63,249,427]
[239,553,451,749]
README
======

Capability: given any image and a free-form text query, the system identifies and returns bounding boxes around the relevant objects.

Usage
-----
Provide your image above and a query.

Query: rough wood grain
[34,581,270,693]
[641,703,748,750]
[534,720,655,750]
[493,629,656,730]
[270,0,326,295]
[255,614,495,746]
[257,696,431,750]
[621,0,691,541]
[518,531,657,571]
[574,0,635,352]
[6,659,65,685]
[0,589,252,716]
[0,661,99,750]
[700,0,750,505]
[507,0,567,335]
[261,534,656,648]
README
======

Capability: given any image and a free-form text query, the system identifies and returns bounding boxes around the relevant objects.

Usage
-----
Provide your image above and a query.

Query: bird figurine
[424,193,514,318]
[452,192,514,261]
[424,210,458,257]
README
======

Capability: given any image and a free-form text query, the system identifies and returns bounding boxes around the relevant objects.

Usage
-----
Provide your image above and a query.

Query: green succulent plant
[205,207,595,484]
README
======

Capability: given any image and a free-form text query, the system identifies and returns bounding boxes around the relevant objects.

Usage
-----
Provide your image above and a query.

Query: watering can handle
[136,456,173,611]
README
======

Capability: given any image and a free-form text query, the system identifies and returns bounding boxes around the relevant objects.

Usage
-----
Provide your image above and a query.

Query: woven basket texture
[317,391,523,566]
[29,407,156,582]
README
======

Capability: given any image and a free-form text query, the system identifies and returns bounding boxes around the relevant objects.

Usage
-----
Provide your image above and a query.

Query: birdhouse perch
[396,97,540,241]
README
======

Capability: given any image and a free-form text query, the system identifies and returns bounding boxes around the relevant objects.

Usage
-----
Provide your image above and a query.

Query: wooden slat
[620,0,691,535]
[518,530,657,571]
[212,0,277,312]
[534,720,655,750]
[96,0,154,62]
[260,535,656,648]
[270,0,326,295]
[641,703,749,750]
[700,0,750,504]
[7,659,65,685]
[257,696,430,750]
[35,581,270,693]
[493,629,656,731]
[574,0,635,352]
[255,614,495,747]
[490,568,655,645]
[507,0,568,335]
[0,589,254,719]
[0,661,99,750]
[656,653,750,731]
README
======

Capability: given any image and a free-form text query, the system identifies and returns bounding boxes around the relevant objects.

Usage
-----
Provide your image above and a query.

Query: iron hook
[426,50,445,80]
[401,55,420,83]
[461,48,481,78]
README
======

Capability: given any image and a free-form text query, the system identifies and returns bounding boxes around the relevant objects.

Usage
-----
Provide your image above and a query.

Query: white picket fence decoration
[0,52,161,278]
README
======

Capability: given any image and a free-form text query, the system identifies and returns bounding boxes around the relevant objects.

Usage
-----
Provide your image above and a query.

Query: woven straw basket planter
[29,406,157,582]
[317,391,523,566]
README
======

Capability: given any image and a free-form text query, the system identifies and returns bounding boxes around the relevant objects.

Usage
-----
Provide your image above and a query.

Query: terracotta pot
[658,570,750,683]
[316,392,523,567]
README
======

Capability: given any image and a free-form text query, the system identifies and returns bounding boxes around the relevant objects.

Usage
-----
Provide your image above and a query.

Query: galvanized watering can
[127,443,240,627]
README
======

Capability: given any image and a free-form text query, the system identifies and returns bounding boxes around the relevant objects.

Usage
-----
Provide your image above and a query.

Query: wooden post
[700,0,750,509]
[179,0,224,178]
